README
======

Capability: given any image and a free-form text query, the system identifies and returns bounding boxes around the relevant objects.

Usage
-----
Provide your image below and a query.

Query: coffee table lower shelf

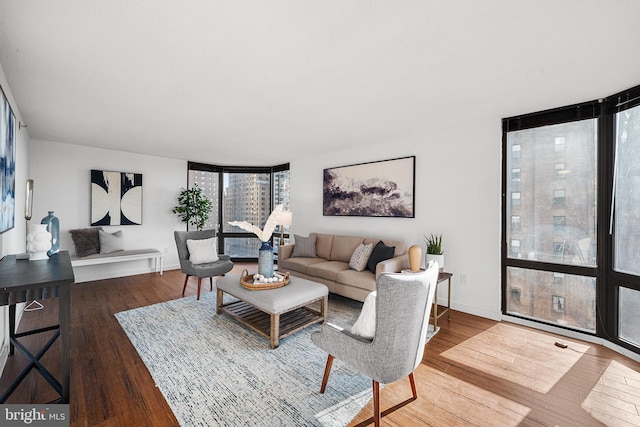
[217,299,325,348]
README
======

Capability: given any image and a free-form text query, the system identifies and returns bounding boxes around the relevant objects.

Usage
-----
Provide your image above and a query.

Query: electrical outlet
[460,273,468,285]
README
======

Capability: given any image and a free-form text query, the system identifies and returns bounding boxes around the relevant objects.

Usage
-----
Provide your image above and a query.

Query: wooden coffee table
[216,274,329,348]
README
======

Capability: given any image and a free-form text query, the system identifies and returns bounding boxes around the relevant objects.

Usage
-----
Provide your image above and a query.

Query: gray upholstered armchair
[174,229,234,300]
[311,261,439,426]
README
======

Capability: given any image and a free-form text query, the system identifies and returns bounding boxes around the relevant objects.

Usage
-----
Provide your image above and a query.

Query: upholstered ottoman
[216,274,329,348]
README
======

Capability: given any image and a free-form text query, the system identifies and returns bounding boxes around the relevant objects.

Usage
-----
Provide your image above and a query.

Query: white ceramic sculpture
[27,223,52,260]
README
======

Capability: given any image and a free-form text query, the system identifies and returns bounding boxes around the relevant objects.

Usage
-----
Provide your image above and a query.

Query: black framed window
[187,162,290,261]
[502,83,640,355]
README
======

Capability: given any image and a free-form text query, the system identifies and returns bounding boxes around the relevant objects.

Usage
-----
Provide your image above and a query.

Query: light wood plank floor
[2,264,640,426]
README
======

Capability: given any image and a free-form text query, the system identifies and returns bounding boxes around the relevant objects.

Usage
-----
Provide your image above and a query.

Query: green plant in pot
[172,184,214,230]
[424,233,444,271]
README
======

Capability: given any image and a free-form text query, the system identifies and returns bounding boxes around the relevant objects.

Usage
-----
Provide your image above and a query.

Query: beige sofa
[278,232,409,302]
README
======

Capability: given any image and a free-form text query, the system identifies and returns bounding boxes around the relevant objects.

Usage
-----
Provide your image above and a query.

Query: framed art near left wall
[0,85,16,234]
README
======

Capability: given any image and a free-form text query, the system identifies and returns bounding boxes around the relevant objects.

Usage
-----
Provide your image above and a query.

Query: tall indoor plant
[172,184,213,230]
[424,233,444,271]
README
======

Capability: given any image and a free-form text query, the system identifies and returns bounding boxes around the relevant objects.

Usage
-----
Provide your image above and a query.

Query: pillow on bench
[70,227,102,257]
[99,230,124,254]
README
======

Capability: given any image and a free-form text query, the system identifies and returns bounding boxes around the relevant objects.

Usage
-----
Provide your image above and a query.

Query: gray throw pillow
[70,227,102,257]
[291,234,317,258]
[99,230,124,254]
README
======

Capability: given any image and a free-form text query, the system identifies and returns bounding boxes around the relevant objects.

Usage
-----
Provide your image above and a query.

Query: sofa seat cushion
[336,269,376,292]
[306,261,351,282]
[279,257,326,275]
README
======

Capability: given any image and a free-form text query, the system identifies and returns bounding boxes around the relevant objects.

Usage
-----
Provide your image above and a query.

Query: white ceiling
[1,1,639,166]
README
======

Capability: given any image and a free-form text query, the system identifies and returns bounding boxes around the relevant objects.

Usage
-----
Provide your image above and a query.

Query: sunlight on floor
[441,323,590,393]
[421,364,531,426]
[582,360,640,426]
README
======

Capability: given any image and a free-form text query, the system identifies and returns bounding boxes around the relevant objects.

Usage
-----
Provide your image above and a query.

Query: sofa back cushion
[330,235,365,262]
[315,233,334,260]
[363,237,406,257]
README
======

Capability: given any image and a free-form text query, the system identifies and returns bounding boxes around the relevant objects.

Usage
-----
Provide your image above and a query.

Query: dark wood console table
[0,251,74,403]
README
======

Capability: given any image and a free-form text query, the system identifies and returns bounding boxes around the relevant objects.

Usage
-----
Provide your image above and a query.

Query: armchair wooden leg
[182,275,190,296]
[409,372,417,399]
[373,380,381,427]
[197,278,202,301]
[320,354,334,393]
[210,277,213,291]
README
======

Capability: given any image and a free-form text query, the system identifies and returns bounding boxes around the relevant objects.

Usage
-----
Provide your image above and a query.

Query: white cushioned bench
[70,248,164,274]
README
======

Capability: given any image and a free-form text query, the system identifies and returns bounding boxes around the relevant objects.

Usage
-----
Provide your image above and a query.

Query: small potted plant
[424,233,444,271]
[172,184,214,230]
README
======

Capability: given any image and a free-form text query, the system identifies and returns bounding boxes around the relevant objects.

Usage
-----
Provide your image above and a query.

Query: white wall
[29,140,186,282]
[290,113,502,320]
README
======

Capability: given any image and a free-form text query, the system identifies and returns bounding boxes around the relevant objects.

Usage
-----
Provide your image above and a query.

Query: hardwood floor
[2,264,640,426]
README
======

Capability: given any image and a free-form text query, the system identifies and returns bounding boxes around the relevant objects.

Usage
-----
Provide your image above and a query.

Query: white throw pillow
[349,243,373,272]
[186,237,219,264]
[351,291,377,339]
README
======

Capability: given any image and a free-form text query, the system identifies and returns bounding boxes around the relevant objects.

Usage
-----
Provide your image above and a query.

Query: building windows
[553,189,565,207]
[512,192,521,207]
[553,242,565,258]
[510,287,521,303]
[552,295,565,312]
[553,216,565,232]
[512,144,521,159]
[511,239,520,257]
[554,273,564,286]
[512,168,521,182]
[511,215,521,231]
[555,163,567,178]
[555,137,565,152]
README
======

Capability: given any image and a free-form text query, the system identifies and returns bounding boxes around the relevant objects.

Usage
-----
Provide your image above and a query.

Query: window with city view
[187,163,290,260]
[614,102,640,347]
[505,119,597,332]
[502,83,640,355]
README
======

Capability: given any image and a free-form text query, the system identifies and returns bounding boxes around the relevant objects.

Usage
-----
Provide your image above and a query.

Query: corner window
[503,83,640,354]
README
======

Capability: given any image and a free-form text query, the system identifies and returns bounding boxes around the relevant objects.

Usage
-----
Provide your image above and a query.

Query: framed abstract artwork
[323,156,415,218]
[0,85,16,234]
[91,169,143,225]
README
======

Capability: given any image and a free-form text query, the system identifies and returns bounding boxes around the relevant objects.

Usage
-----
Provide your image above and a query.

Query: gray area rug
[115,291,437,427]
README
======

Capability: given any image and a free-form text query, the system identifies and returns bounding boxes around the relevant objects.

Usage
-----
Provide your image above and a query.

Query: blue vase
[41,210,60,257]
[258,241,274,278]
